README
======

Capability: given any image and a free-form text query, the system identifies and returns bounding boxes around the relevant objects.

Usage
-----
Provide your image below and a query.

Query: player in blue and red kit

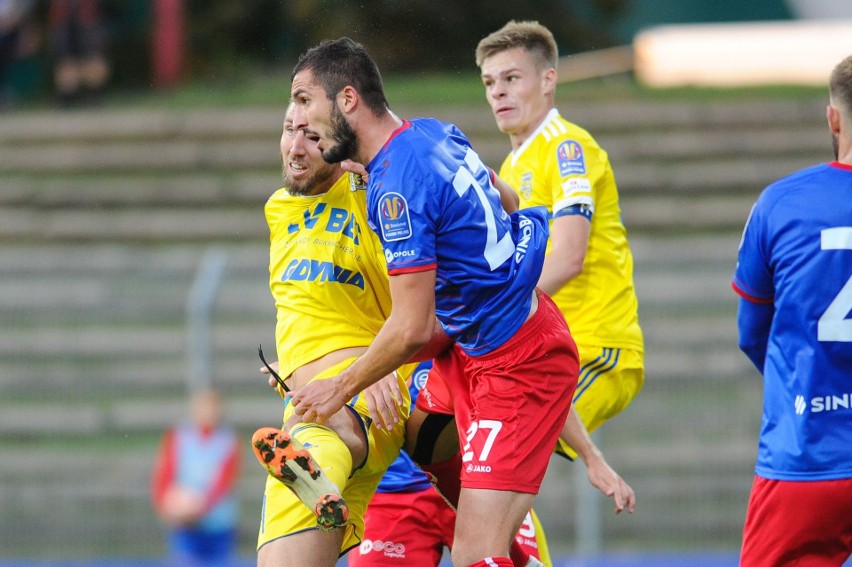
[349,361,553,567]
[287,37,579,567]
[732,53,852,567]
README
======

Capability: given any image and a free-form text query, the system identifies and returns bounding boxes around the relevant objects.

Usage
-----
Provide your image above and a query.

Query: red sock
[468,558,513,567]
[509,540,531,567]
[419,451,463,508]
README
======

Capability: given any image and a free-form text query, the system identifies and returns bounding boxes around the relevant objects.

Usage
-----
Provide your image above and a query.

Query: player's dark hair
[475,20,558,70]
[292,37,389,116]
[829,54,852,114]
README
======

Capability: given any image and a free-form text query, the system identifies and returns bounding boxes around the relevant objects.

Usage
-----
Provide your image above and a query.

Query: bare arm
[537,214,589,296]
[491,173,519,213]
[288,270,437,424]
[560,408,635,514]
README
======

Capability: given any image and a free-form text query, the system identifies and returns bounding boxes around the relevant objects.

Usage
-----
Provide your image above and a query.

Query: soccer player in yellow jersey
[476,21,644,463]
[258,103,568,567]
[253,103,413,567]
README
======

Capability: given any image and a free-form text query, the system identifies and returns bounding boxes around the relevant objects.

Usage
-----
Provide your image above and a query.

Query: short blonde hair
[829,54,852,115]
[475,20,558,70]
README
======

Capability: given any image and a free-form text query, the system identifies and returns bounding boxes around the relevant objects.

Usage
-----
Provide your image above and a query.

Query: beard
[320,103,359,164]
[282,160,336,197]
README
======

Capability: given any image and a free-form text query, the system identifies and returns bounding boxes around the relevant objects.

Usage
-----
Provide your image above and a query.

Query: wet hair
[829,54,852,115]
[475,20,558,70]
[292,37,388,116]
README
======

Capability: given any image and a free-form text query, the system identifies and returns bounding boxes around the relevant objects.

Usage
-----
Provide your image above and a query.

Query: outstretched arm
[288,270,437,424]
[560,408,635,514]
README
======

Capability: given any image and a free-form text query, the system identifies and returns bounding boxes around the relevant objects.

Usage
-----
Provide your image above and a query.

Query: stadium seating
[0,95,829,558]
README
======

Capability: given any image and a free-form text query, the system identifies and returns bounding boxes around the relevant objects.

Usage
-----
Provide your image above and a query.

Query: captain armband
[554,203,593,221]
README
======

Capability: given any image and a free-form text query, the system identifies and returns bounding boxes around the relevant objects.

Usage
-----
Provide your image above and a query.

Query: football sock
[289,422,352,491]
[468,557,513,567]
[509,541,531,567]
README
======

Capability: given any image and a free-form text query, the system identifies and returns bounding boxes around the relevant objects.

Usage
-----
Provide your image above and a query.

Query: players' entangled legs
[252,425,351,530]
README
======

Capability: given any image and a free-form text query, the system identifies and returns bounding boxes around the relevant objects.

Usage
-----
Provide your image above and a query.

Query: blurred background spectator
[47,0,110,106]
[0,0,35,108]
[0,0,814,109]
[151,388,241,566]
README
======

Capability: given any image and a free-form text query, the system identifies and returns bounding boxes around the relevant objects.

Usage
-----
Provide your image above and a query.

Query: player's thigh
[349,489,455,566]
[257,470,370,557]
[572,346,644,432]
[258,516,344,567]
[452,487,536,565]
[405,406,458,465]
[408,354,462,464]
[740,476,852,567]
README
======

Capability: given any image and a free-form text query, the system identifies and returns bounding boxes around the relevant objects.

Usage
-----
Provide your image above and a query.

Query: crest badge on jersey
[378,192,412,241]
[349,172,367,192]
[520,171,533,200]
[557,140,586,177]
[413,365,431,391]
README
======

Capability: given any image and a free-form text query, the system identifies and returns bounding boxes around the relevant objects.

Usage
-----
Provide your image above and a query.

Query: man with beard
[285,38,581,567]
[732,54,852,566]
[253,103,420,567]
[260,103,629,567]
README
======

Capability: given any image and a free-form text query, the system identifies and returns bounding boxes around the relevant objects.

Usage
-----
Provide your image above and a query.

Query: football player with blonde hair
[477,19,645,469]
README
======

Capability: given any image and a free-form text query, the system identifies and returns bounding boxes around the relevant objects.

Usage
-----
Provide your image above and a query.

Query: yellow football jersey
[499,109,643,352]
[266,173,393,379]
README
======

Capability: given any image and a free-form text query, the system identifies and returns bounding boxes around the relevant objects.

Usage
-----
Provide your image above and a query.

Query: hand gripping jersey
[366,118,549,356]
[733,162,852,481]
[266,173,392,378]
[499,108,643,352]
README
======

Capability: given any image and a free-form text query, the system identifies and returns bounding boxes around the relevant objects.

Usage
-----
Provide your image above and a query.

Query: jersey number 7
[452,148,514,271]
[819,227,852,342]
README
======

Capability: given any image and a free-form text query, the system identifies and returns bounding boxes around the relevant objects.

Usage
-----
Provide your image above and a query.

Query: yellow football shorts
[555,346,644,460]
[257,357,412,554]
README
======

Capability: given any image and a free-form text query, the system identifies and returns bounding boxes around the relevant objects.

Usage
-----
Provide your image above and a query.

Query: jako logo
[465,463,492,473]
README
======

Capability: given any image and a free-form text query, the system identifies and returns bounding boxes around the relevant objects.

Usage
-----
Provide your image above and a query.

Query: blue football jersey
[366,118,549,356]
[733,162,852,481]
[375,361,434,493]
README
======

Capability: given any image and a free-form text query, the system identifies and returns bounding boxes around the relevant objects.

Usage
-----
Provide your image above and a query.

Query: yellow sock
[288,422,353,492]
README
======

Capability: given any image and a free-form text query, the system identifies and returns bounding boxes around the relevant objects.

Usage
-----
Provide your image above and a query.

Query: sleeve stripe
[731,281,773,304]
[388,263,438,276]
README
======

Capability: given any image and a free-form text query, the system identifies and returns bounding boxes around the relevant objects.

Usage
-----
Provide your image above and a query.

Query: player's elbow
[402,325,434,352]
[563,259,584,281]
[554,257,584,287]
[407,320,452,362]
[737,336,766,373]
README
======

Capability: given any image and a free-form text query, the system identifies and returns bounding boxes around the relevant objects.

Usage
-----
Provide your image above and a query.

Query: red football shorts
[348,488,455,566]
[349,488,549,566]
[417,291,579,494]
[740,475,852,567]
